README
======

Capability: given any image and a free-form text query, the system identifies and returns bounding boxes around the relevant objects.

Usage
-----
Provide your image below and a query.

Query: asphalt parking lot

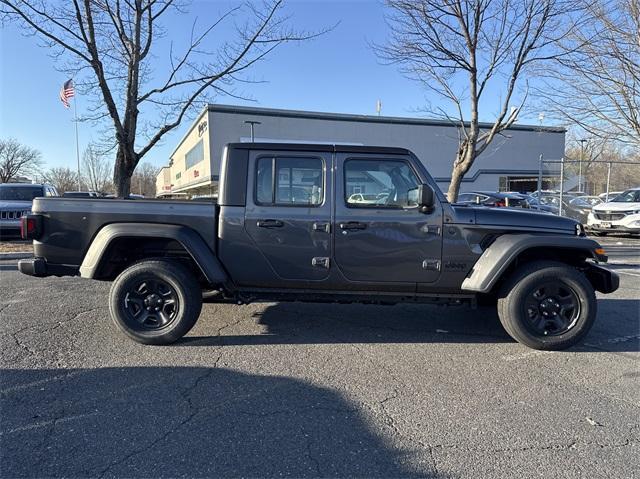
[1,237,638,478]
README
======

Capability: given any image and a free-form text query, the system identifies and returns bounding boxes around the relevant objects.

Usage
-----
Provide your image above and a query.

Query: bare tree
[130,161,160,197]
[83,143,111,192]
[43,167,81,193]
[377,0,584,201]
[1,1,322,197]
[0,138,43,182]
[537,0,640,147]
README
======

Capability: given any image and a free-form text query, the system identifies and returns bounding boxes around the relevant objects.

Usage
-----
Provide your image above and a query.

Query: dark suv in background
[0,183,58,238]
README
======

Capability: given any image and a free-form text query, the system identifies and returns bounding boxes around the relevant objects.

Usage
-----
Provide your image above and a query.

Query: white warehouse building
[158,104,565,198]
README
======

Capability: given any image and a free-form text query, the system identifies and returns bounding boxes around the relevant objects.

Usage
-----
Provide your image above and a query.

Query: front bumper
[18,257,78,277]
[587,212,640,233]
[0,219,21,237]
[585,263,620,294]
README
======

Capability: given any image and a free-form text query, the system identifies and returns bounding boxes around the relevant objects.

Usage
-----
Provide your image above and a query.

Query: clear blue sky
[0,0,546,171]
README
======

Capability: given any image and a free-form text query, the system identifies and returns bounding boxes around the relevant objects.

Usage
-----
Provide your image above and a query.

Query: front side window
[344,159,420,208]
[256,156,323,206]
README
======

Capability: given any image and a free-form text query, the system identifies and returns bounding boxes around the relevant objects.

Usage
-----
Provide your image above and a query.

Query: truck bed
[31,197,217,267]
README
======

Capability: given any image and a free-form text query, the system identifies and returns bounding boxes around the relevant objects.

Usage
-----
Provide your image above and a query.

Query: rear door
[334,153,443,284]
[244,149,332,281]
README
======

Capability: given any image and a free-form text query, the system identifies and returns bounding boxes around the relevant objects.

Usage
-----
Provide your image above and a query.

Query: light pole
[244,120,261,142]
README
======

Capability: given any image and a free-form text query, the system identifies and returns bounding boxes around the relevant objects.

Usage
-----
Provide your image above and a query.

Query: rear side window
[344,159,419,208]
[256,157,323,206]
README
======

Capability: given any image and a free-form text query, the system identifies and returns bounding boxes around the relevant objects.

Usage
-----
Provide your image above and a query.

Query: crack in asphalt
[428,438,637,454]
[97,410,200,478]
[96,353,224,478]
[236,404,357,418]
[8,309,99,359]
[426,442,440,477]
[303,431,323,477]
[10,325,38,356]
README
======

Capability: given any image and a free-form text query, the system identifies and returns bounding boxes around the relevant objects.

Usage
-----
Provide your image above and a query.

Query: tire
[108,259,203,345]
[496,260,596,350]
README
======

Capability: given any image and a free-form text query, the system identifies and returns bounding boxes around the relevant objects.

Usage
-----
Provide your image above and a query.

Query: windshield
[611,189,640,202]
[0,186,43,201]
[570,197,601,207]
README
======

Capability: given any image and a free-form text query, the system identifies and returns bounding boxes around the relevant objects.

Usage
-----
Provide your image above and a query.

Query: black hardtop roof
[226,142,412,155]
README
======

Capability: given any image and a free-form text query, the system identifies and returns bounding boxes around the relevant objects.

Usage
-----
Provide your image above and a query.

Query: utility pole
[536,154,543,210]
[244,121,261,142]
[559,157,564,216]
[606,162,612,201]
[579,139,587,193]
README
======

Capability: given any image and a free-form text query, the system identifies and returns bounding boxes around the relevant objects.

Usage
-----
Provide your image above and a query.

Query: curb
[0,252,32,260]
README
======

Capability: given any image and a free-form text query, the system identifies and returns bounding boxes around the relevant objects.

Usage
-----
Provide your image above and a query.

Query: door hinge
[422,259,441,271]
[312,257,330,269]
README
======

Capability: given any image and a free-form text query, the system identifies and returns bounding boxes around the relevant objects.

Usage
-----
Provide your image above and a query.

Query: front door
[244,150,332,282]
[334,154,443,284]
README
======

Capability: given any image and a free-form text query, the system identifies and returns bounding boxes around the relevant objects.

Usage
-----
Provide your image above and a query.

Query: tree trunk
[447,142,475,202]
[113,145,137,198]
[447,161,466,202]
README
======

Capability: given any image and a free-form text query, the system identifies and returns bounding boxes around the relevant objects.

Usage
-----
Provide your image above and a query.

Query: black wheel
[497,261,596,350]
[109,259,202,345]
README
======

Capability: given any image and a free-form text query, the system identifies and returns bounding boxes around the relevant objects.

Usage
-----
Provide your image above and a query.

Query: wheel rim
[523,281,581,336]
[123,277,179,330]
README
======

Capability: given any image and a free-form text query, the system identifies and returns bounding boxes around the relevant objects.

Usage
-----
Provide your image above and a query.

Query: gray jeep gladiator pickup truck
[18,143,619,350]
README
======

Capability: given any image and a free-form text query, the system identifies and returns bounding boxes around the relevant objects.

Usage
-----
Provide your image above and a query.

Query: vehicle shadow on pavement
[183,303,513,347]
[182,300,639,353]
[0,367,442,478]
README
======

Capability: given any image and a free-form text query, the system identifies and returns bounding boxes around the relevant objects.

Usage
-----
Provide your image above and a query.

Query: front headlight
[576,223,586,236]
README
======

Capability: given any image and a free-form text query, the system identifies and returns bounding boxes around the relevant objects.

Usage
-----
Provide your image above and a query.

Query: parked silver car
[0,183,58,237]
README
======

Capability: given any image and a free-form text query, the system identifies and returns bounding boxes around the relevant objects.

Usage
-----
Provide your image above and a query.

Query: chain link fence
[538,156,640,197]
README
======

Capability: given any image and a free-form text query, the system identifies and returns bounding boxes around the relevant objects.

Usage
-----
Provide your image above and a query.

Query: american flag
[59,79,74,108]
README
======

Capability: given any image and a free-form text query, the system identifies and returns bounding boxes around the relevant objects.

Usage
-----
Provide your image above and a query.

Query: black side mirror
[417,184,435,213]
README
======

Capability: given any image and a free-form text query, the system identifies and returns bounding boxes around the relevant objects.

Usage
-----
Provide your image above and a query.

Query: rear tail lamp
[494,200,506,207]
[20,214,42,240]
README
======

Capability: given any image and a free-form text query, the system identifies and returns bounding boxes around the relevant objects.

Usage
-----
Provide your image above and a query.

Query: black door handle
[339,221,367,231]
[257,219,284,228]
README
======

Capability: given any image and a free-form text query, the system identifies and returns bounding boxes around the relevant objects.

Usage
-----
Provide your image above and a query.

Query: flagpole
[73,95,81,191]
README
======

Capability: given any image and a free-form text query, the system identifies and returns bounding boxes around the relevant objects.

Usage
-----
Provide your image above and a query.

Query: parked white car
[587,187,640,235]
[598,191,622,201]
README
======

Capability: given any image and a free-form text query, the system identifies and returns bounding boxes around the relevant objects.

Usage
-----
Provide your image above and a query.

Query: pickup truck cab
[18,143,619,350]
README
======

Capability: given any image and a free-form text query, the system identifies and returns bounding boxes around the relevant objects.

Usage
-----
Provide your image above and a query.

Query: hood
[0,200,32,210]
[464,206,578,233]
[593,201,640,212]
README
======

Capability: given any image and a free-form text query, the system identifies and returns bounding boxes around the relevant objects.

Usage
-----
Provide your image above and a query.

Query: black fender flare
[461,234,613,293]
[79,223,229,285]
